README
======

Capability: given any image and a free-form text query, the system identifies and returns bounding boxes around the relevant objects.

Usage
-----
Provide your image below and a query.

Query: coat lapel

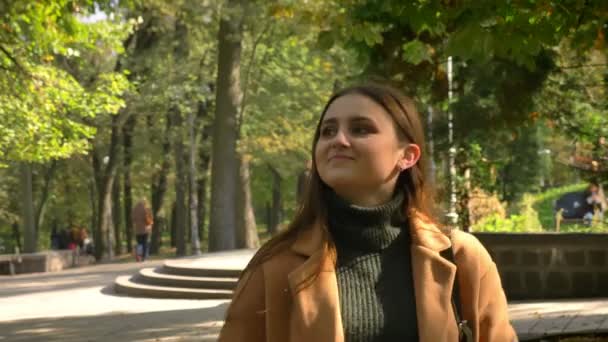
[286,214,459,342]
[288,223,344,342]
[410,214,460,341]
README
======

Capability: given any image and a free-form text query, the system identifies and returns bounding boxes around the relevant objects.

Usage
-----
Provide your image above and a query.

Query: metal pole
[446,56,459,226]
[427,105,436,186]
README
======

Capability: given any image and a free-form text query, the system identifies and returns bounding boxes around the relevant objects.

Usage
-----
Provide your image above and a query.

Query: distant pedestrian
[50,221,60,250]
[79,227,93,255]
[584,181,606,225]
[296,159,312,205]
[132,199,153,262]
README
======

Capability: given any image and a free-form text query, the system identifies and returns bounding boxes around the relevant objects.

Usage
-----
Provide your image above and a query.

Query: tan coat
[219,214,517,342]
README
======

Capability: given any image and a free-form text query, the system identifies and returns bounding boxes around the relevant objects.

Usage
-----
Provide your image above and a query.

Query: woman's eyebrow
[349,116,374,123]
[321,117,338,125]
[322,115,373,125]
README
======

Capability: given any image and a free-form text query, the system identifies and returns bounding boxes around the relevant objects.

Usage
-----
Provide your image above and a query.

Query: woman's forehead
[323,93,390,121]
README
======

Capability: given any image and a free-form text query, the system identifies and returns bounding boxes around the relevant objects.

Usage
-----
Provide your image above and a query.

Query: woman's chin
[324,178,357,193]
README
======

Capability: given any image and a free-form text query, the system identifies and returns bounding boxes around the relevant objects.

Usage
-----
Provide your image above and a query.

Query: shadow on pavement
[0,261,163,298]
[0,303,230,342]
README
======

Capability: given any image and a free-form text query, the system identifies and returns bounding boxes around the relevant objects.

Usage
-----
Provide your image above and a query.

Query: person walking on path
[132,199,153,262]
[219,84,516,342]
[296,159,312,206]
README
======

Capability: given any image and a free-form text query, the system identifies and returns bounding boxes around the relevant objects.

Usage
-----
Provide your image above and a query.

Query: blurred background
[1,0,607,260]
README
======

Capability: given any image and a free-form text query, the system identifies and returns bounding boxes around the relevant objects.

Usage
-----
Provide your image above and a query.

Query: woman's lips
[329,155,354,161]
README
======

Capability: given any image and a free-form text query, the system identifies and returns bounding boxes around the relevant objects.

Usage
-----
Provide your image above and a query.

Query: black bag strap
[440,241,474,342]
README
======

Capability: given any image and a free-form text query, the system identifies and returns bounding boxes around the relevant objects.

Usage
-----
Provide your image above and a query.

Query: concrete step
[114,275,234,299]
[159,249,255,278]
[112,249,255,299]
[138,267,239,289]
[162,261,242,278]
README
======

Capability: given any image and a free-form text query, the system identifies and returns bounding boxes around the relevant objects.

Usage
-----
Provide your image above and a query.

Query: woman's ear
[398,144,421,171]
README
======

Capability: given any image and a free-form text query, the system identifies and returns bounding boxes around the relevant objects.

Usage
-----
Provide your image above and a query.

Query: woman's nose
[330,129,350,147]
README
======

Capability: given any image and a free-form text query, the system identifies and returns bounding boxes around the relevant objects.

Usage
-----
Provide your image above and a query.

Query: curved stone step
[138,267,238,289]
[114,275,233,299]
[162,263,242,278]
[161,249,255,278]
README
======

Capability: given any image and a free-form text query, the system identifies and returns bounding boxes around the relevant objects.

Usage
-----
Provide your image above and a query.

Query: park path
[1,256,607,341]
[0,260,228,341]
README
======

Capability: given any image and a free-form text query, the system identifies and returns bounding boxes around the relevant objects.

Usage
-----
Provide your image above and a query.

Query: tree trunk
[92,114,123,260]
[172,107,187,256]
[188,110,202,255]
[96,176,115,260]
[112,174,122,254]
[35,161,57,235]
[170,201,177,248]
[197,130,210,248]
[268,165,282,235]
[89,178,97,239]
[149,113,172,255]
[12,221,21,253]
[196,84,212,250]
[209,0,244,251]
[122,116,135,253]
[266,202,271,235]
[236,153,259,248]
[20,163,36,253]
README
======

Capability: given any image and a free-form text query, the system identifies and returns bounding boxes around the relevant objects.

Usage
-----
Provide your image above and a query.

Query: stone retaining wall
[0,250,95,275]
[474,233,608,300]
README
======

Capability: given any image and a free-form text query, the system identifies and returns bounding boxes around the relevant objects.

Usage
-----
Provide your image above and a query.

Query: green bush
[474,184,608,233]
[474,194,542,232]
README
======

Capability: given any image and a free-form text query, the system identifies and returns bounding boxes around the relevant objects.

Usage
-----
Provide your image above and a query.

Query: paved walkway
[0,260,229,341]
[0,255,607,341]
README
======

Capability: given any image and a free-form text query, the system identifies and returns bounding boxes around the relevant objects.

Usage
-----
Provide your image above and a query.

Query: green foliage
[533,43,608,184]
[475,184,608,233]
[0,0,132,165]
[474,195,542,233]
[2,0,607,257]
[240,8,359,218]
[474,214,535,233]
[402,40,431,65]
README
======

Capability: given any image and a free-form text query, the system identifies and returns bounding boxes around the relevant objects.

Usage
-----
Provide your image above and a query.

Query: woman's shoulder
[450,229,495,277]
[241,240,308,283]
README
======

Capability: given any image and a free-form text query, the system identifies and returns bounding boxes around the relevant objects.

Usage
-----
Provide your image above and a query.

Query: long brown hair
[242,83,437,285]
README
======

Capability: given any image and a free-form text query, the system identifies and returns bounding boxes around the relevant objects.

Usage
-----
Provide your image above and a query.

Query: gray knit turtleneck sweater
[326,189,418,342]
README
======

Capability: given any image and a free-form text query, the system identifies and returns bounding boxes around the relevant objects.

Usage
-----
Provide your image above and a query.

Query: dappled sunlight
[0,305,229,342]
[510,300,608,318]
[2,274,103,289]
[14,328,58,334]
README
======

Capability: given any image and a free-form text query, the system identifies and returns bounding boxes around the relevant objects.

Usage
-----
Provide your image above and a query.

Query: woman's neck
[331,185,397,207]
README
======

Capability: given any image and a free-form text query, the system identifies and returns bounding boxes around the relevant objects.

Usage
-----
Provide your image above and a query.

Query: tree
[208,0,244,251]
[1,1,131,253]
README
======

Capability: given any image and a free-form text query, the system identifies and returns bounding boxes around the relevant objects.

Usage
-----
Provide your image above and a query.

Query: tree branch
[558,63,608,69]
[237,21,273,135]
[0,44,28,74]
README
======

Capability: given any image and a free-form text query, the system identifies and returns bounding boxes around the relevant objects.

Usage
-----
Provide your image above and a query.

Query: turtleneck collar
[325,188,408,253]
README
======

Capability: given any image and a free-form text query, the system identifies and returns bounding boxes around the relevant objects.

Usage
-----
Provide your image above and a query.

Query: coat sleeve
[477,260,518,342]
[218,265,267,342]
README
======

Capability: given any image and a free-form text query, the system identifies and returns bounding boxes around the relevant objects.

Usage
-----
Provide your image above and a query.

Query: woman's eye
[351,125,372,135]
[320,126,337,137]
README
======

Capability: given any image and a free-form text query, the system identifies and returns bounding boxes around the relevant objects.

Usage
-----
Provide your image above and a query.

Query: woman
[132,199,153,262]
[219,84,517,342]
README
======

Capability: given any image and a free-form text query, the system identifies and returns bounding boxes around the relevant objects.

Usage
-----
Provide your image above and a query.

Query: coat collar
[287,211,459,342]
[290,211,452,256]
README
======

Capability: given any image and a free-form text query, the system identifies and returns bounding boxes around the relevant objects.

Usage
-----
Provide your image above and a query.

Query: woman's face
[314,93,419,206]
